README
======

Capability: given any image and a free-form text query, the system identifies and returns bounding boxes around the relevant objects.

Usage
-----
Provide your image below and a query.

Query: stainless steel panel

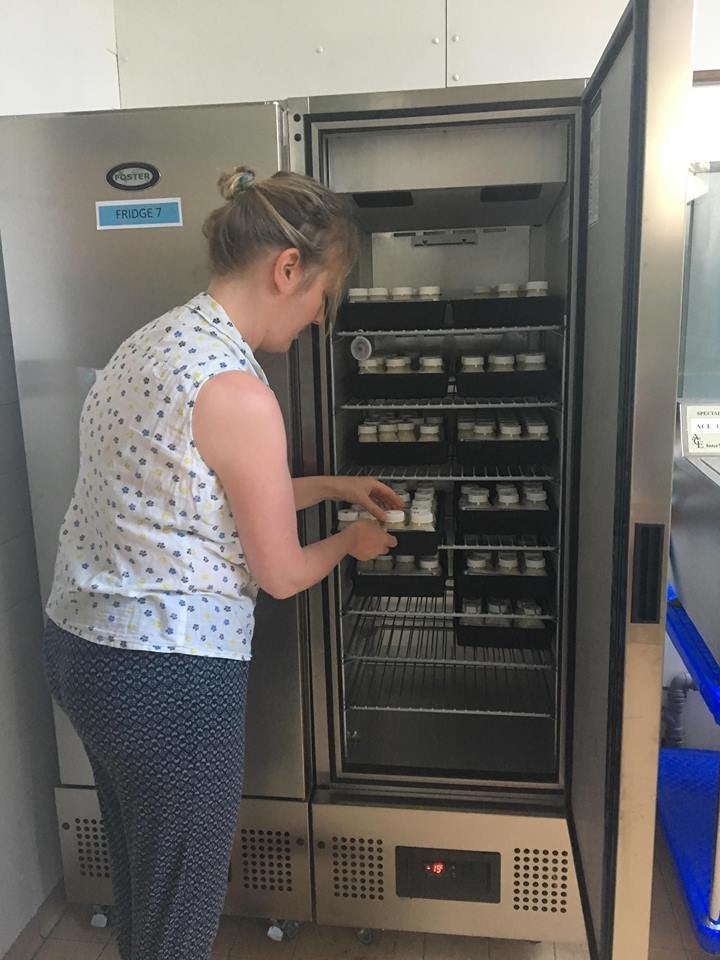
[55,787,113,905]
[0,103,308,801]
[612,0,692,956]
[306,81,587,115]
[56,786,312,920]
[312,799,585,943]
[225,798,312,922]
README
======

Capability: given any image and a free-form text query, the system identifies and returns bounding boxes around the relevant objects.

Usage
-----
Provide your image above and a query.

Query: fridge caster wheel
[90,906,109,929]
[267,920,301,942]
[355,928,379,946]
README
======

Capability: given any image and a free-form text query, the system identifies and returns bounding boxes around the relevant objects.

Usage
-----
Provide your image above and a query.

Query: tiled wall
[0,249,62,956]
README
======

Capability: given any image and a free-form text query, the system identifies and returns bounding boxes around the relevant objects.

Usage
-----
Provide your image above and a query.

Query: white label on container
[589,104,601,227]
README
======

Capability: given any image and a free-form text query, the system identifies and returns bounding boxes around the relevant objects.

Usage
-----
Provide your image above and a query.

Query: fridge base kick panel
[55,788,312,922]
[312,800,585,943]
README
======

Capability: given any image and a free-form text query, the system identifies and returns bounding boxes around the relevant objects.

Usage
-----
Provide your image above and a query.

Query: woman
[43,165,399,960]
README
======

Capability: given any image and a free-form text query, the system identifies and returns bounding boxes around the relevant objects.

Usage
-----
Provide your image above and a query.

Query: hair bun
[218,165,257,201]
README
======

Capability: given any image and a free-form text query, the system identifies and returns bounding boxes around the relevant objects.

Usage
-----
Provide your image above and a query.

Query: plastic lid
[347,288,368,298]
[468,490,490,504]
[418,285,441,296]
[385,356,411,367]
[359,356,382,368]
[358,423,378,434]
[410,508,434,524]
[464,601,479,614]
[517,352,546,364]
[467,553,489,570]
[338,509,359,522]
[524,487,548,504]
[395,554,415,563]
[368,287,389,297]
[517,599,542,615]
[358,510,375,521]
[525,552,546,570]
[498,552,519,571]
[489,353,514,365]
[473,423,495,437]
[497,489,520,505]
[391,286,415,297]
[499,423,522,439]
[525,281,549,291]
[419,555,440,570]
[525,421,549,437]
[487,598,512,614]
[420,424,440,434]
[420,355,443,365]
[385,510,406,524]
[462,354,485,364]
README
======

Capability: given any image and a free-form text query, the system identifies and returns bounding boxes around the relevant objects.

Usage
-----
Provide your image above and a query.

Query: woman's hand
[344,519,397,560]
[330,476,404,521]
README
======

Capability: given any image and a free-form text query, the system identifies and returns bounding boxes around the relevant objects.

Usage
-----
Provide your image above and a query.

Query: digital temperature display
[425,861,448,876]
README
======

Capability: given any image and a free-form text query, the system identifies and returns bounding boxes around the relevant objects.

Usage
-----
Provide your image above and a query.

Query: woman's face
[262,249,338,352]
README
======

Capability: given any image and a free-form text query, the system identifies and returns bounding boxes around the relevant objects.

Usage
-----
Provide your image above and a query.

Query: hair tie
[235,170,256,195]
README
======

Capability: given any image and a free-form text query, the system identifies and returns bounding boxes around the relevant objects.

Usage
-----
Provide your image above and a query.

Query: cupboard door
[446,0,627,87]
[116,0,445,109]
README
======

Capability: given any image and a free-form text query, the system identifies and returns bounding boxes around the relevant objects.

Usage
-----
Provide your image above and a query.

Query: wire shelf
[344,617,554,670]
[335,325,564,338]
[340,396,559,411]
[341,463,555,482]
[441,534,558,553]
[344,657,555,718]
[343,593,555,622]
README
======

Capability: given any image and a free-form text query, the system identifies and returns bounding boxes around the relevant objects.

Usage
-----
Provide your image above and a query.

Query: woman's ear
[273,247,302,292]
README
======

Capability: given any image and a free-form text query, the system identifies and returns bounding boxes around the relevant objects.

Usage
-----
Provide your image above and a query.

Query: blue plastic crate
[658,747,720,953]
[666,584,720,724]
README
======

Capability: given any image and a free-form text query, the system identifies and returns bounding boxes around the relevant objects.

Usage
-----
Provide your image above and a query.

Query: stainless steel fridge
[0,1,691,957]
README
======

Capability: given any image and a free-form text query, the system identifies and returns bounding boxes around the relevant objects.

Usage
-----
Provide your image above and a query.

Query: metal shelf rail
[343,592,555,622]
[335,325,564,338]
[341,463,555,482]
[344,616,555,670]
[341,396,559,411]
[344,657,555,718]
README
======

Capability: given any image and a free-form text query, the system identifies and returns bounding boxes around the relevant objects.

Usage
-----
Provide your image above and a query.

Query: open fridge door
[570,1,692,957]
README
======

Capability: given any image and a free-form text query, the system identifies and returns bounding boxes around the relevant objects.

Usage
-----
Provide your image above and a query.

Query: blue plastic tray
[657,747,720,953]
[666,584,720,723]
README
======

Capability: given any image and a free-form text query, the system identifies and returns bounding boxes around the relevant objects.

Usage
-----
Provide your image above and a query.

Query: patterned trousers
[44,620,249,960]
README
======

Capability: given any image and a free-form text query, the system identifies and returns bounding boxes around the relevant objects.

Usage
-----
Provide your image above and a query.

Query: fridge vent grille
[513,848,569,913]
[239,828,294,893]
[73,817,111,880]
[331,836,385,901]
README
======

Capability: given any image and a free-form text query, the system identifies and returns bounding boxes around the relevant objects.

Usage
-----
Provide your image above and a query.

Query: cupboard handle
[630,523,666,624]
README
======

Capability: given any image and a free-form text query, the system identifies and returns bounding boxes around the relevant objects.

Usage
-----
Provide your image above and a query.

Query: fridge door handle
[630,522,666,624]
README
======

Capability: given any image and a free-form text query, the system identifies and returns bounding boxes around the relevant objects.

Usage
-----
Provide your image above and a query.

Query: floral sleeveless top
[46,292,267,660]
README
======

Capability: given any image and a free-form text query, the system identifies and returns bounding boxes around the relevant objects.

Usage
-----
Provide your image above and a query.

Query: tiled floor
[12,833,715,960]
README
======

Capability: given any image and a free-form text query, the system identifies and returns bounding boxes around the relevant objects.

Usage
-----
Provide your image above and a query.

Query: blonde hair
[203,165,358,320]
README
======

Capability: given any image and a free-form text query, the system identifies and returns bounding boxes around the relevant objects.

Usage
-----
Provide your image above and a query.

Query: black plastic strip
[631,524,665,623]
